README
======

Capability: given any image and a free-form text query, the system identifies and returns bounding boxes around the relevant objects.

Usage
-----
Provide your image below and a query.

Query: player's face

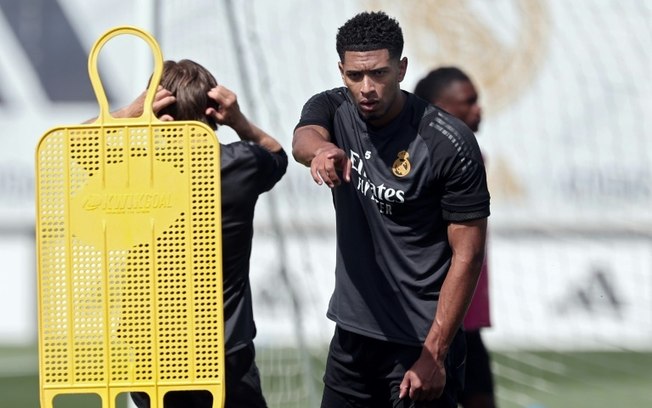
[339,49,407,127]
[436,80,482,132]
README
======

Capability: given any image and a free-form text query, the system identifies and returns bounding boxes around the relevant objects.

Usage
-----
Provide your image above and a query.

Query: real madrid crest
[392,150,411,177]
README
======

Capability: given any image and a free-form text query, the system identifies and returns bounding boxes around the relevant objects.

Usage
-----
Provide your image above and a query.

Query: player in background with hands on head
[292,11,490,408]
[110,59,287,408]
[415,66,497,408]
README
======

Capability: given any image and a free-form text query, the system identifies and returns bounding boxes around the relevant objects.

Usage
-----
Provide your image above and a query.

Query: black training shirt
[220,141,287,354]
[296,87,490,345]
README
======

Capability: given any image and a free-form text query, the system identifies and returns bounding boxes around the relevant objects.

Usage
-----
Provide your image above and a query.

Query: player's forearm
[423,219,487,361]
[230,115,283,153]
[292,126,335,167]
[424,259,482,361]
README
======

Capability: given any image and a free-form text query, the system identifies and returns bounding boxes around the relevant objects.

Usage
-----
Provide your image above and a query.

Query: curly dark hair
[413,67,471,102]
[336,11,404,61]
[156,59,220,130]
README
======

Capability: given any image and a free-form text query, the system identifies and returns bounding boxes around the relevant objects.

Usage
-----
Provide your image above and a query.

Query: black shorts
[130,342,267,408]
[321,326,466,408]
[458,330,494,398]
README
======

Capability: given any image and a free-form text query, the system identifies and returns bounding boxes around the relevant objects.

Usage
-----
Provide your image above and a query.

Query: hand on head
[205,85,247,129]
[152,87,176,121]
[130,84,246,130]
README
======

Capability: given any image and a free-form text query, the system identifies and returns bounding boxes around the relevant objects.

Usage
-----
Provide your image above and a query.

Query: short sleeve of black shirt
[221,141,288,196]
[295,88,349,134]
[248,143,288,193]
[421,110,490,222]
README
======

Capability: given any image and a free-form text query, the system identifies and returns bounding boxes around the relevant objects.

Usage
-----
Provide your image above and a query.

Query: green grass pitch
[3,346,652,407]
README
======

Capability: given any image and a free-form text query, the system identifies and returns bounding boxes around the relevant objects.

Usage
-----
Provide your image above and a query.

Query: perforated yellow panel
[35,27,225,408]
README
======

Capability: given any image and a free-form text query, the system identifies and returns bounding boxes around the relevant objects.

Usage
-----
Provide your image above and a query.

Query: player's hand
[152,87,176,121]
[205,85,246,129]
[310,146,351,188]
[399,349,446,401]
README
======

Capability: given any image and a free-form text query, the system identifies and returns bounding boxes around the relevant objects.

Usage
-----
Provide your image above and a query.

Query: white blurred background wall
[0,0,651,353]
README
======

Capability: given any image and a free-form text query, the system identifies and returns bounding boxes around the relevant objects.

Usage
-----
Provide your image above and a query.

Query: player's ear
[397,57,408,82]
[338,61,345,81]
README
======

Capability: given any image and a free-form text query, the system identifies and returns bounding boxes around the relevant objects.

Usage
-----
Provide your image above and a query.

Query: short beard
[356,105,387,125]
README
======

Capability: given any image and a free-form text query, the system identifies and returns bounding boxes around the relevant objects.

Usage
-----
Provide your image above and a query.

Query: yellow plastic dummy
[35,26,225,408]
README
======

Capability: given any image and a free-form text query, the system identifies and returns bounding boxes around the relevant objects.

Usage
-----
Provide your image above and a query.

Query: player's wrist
[422,340,448,364]
[232,116,256,140]
[423,324,450,363]
[314,143,338,158]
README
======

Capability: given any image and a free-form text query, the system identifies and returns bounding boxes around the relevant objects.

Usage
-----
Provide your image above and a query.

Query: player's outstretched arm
[293,125,351,188]
[400,217,487,401]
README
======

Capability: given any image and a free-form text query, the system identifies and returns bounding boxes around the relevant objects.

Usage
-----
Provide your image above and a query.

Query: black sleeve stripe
[431,115,476,159]
[443,209,490,222]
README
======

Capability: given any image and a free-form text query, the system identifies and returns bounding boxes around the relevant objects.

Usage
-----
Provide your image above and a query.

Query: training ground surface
[2,346,652,408]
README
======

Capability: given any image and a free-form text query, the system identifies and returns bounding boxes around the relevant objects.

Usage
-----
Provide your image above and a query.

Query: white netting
[148,0,652,350]
[1,0,651,407]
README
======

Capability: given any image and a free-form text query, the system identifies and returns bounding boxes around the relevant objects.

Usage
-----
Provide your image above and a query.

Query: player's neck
[367,91,406,129]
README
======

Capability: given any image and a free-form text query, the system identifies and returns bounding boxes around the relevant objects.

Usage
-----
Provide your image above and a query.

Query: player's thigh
[225,343,268,408]
[321,383,379,408]
[321,327,465,408]
[321,327,394,407]
[320,327,439,407]
[460,330,494,396]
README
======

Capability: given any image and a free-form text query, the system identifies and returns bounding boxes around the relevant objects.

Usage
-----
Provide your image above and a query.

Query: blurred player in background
[415,66,497,408]
[293,11,490,408]
[112,59,287,408]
